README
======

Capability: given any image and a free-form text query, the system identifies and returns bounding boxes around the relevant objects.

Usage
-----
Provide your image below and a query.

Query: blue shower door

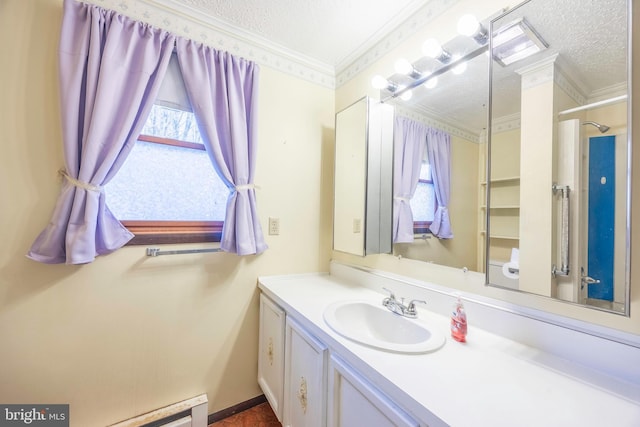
[587,135,615,301]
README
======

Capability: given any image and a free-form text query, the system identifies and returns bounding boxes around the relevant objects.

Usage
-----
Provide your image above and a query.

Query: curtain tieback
[59,169,103,192]
[235,183,260,191]
[394,196,410,203]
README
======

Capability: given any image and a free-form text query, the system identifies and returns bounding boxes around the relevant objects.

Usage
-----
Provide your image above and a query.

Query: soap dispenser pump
[451,294,467,342]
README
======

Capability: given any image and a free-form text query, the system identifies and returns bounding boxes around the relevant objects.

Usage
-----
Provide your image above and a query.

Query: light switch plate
[353,218,361,233]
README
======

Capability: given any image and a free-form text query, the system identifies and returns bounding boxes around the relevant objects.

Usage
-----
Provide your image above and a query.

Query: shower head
[582,121,610,133]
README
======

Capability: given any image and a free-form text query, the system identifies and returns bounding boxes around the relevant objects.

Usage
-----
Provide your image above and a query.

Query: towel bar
[146,247,223,257]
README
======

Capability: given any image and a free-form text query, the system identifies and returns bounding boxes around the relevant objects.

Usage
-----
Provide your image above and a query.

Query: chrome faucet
[382,287,426,318]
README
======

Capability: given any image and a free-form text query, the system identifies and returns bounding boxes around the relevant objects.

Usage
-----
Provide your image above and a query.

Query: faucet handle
[406,299,427,316]
[408,299,426,308]
[382,287,396,300]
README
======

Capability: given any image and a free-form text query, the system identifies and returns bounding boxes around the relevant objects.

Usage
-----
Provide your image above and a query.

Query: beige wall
[3,0,640,425]
[0,1,334,426]
[520,78,556,296]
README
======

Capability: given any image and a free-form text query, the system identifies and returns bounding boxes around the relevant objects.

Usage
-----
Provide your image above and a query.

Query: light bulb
[424,76,438,89]
[400,90,413,101]
[371,75,389,89]
[452,56,467,75]
[422,38,443,59]
[394,58,413,75]
[457,14,480,37]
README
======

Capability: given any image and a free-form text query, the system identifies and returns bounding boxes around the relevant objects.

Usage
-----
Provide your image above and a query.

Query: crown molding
[83,0,461,90]
[336,0,462,87]
[395,104,483,144]
[333,0,436,73]
[83,0,336,88]
[588,82,628,104]
[491,112,521,134]
[515,53,559,90]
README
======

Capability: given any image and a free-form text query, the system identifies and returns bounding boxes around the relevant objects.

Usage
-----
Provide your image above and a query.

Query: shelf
[480,176,520,186]
[480,231,519,240]
[481,205,520,210]
[491,235,519,240]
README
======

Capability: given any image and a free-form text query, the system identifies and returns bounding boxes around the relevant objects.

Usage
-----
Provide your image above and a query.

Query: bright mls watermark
[0,405,68,426]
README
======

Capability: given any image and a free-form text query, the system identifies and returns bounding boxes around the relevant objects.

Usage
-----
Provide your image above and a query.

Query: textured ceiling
[150,0,628,138]
[170,0,428,69]
[391,0,628,137]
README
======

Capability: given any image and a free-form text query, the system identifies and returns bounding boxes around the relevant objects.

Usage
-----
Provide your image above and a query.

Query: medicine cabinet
[333,96,394,256]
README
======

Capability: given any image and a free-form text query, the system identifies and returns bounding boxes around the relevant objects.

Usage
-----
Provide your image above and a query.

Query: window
[105,55,228,245]
[410,159,436,234]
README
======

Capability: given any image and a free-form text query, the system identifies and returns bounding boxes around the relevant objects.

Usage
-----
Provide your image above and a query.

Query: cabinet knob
[267,338,274,366]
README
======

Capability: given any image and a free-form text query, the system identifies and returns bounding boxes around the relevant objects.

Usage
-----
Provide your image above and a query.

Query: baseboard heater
[109,394,208,427]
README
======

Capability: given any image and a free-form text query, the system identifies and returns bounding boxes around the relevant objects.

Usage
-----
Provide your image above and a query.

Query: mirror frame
[484,0,633,317]
[333,96,394,256]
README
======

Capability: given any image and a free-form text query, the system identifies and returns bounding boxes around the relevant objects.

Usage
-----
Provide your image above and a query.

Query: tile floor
[208,402,280,427]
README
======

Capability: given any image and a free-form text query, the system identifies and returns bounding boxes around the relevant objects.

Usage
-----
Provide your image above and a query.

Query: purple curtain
[27,0,175,264]
[426,128,453,239]
[176,38,267,255]
[393,117,427,243]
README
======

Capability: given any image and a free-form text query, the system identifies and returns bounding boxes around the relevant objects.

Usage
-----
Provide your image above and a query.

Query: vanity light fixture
[394,58,423,79]
[423,76,438,89]
[457,14,488,45]
[451,56,467,75]
[492,17,548,67]
[376,13,493,102]
[371,74,398,92]
[399,89,413,101]
[422,38,452,63]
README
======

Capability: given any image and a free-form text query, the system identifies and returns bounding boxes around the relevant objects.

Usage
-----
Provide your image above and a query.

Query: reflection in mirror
[381,17,494,272]
[333,97,394,256]
[487,0,630,315]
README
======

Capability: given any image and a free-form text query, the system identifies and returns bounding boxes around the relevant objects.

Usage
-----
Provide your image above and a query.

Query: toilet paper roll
[510,248,519,265]
[502,262,519,279]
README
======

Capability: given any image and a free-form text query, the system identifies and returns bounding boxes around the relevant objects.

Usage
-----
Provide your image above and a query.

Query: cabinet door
[327,355,419,427]
[284,317,327,427]
[258,294,286,421]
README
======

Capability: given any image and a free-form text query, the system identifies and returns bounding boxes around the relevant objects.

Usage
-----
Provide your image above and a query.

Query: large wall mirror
[361,0,631,316]
[487,0,631,316]
[386,20,493,273]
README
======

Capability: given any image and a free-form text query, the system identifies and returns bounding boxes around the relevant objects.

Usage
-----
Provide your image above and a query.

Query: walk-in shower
[582,121,610,133]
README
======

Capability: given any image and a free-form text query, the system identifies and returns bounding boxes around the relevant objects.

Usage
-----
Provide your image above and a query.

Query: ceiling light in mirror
[400,90,413,101]
[492,18,548,66]
[457,14,488,44]
[451,57,467,75]
[423,76,438,89]
[395,58,423,79]
[371,74,398,91]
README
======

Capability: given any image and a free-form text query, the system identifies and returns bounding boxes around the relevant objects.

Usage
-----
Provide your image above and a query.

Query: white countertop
[258,271,640,427]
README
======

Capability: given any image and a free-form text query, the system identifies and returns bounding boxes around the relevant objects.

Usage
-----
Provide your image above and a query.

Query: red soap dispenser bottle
[451,295,467,342]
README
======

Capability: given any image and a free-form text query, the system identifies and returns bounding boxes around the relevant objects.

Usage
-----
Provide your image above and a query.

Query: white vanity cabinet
[283,317,328,427]
[328,355,419,427]
[258,293,329,427]
[258,293,286,421]
[258,292,423,427]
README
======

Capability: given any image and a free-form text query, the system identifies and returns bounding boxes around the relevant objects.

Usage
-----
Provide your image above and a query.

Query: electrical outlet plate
[269,217,280,235]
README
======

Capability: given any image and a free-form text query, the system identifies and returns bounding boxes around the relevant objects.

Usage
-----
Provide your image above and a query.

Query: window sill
[122,221,223,245]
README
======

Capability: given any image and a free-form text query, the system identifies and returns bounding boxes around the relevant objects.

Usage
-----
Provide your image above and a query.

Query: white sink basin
[323,300,445,354]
